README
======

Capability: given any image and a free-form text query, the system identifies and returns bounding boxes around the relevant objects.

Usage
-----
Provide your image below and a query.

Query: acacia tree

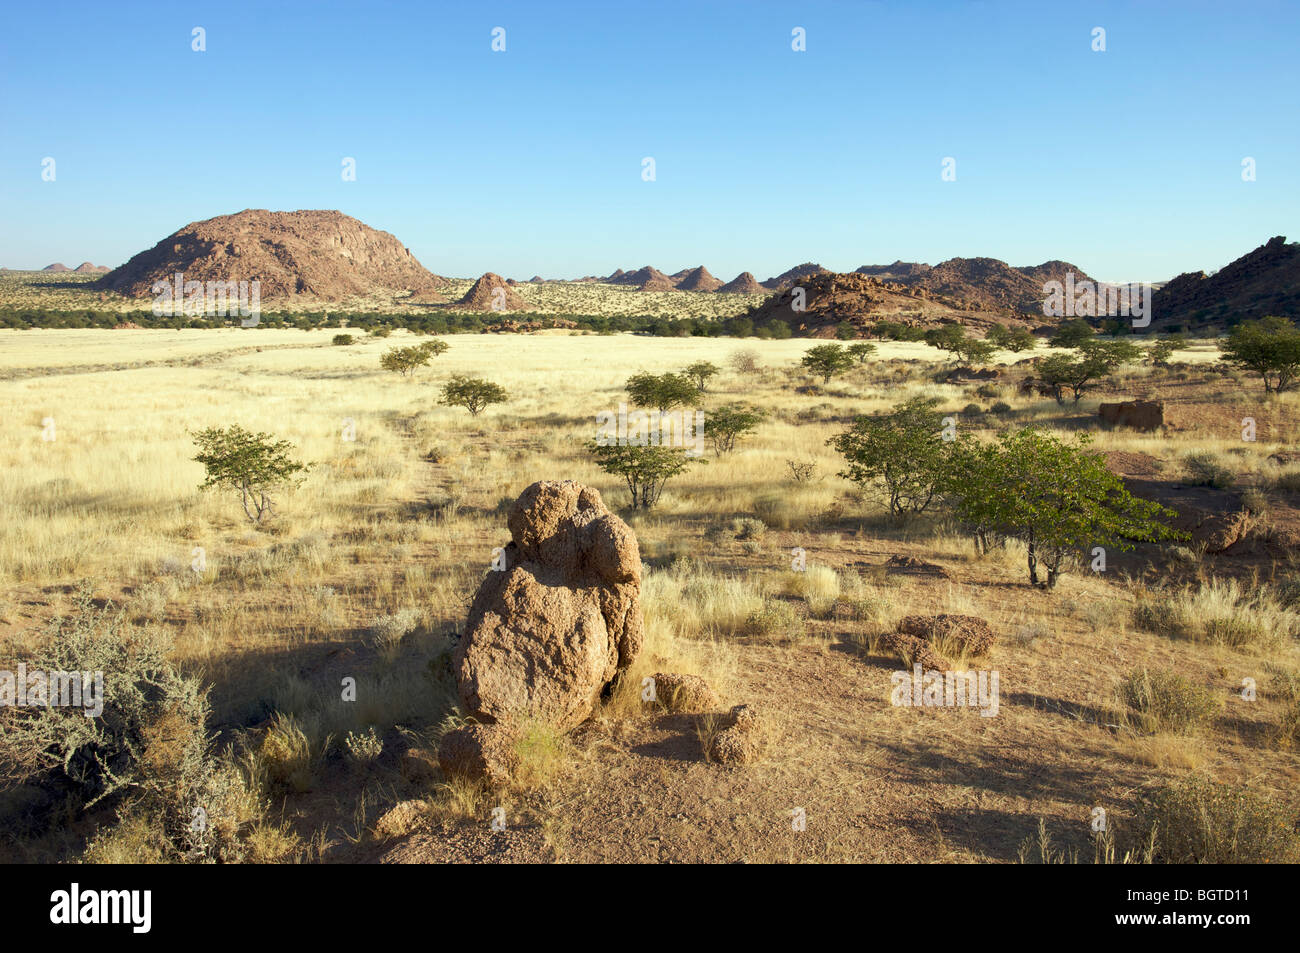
[925,323,994,363]
[191,425,311,523]
[588,442,703,509]
[801,343,854,383]
[846,342,877,364]
[986,325,1037,353]
[440,376,507,416]
[682,361,721,392]
[1037,339,1142,404]
[828,396,955,518]
[625,372,701,413]
[703,404,766,456]
[949,429,1182,588]
[1220,316,1300,393]
[381,344,434,377]
[1048,319,1096,348]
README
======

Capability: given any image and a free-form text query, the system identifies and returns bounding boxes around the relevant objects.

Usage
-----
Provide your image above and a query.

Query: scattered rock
[436,723,519,787]
[707,705,763,764]
[455,480,643,732]
[649,672,720,713]
[884,555,951,578]
[897,614,997,655]
[373,799,429,840]
[1099,399,1164,432]
[945,366,1002,382]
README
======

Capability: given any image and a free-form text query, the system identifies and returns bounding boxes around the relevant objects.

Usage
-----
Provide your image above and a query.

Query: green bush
[331,334,355,346]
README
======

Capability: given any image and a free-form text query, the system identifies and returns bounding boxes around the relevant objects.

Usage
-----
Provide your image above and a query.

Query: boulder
[1098,399,1164,432]
[454,480,643,732]
[648,672,720,713]
[898,614,996,655]
[436,723,519,787]
[707,705,764,764]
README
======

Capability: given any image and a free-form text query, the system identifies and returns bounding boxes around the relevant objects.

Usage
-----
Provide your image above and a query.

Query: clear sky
[1,0,1296,283]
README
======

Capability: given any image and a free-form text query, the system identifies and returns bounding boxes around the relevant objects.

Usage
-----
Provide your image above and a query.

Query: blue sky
[2,0,1297,282]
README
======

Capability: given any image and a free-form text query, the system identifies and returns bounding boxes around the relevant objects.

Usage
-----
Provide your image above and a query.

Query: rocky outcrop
[456,272,530,311]
[453,481,643,734]
[1099,399,1164,431]
[98,209,445,301]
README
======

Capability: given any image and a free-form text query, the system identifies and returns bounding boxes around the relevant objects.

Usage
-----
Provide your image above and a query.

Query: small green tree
[828,397,954,518]
[440,376,508,416]
[703,404,766,456]
[925,323,994,363]
[1037,339,1142,404]
[588,442,703,509]
[801,343,854,383]
[1146,338,1177,366]
[949,429,1182,588]
[1220,316,1300,393]
[682,361,721,392]
[986,325,1037,353]
[418,338,450,358]
[1048,319,1096,348]
[332,333,355,346]
[835,321,857,340]
[191,425,311,522]
[625,372,702,413]
[846,341,877,364]
[381,344,432,377]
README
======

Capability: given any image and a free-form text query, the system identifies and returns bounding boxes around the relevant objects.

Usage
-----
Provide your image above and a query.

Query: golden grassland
[2,328,1299,863]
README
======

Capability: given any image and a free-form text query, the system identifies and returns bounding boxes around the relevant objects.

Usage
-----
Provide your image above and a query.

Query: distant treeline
[0,306,795,338]
[0,306,1210,338]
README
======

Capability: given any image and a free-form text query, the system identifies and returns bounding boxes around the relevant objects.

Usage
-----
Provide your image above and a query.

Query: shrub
[1132,776,1299,863]
[682,361,721,392]
[625,372,701,413]
[1130,579,1292,649]
[828,396,953,518]
[703,404,765,456]
[732,517,767,540]
[1181,452,1235,489]
[744,599,804,642]
[990,400,1012,415]
[0,588,255,860]
[332,334,355,346]
[370,608,422,653]
[962,402,983,416]
[729,349,761,376]
[440,376,508,416]
[1119,668,1221,734]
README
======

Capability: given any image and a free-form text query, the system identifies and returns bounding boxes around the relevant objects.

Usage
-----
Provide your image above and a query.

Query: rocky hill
[717,271,765,293]
[762,262,829,290]
[1152,236,1300,328]
[98,209,444,301]
[456,272,530,311]
[674,266,723,292]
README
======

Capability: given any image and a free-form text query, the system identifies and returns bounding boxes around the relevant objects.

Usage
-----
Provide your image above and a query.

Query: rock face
[456,272,530,311]
[1099,399,1164,432]
[454,481,643,733]
[1153,236,1300,328]
[436,723,518,787]
[98,209,445,301]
